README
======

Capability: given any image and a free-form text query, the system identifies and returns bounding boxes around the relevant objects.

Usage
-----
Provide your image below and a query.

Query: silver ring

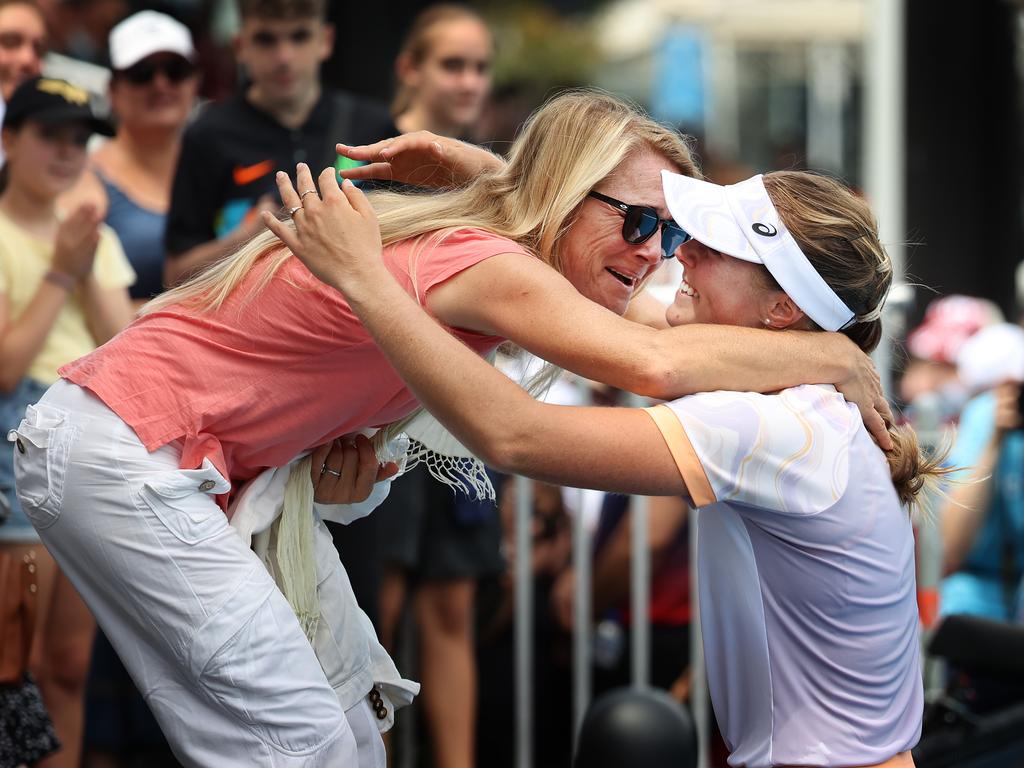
[287,205,301,216]
[321,464,342,478]
[299,189,318,201]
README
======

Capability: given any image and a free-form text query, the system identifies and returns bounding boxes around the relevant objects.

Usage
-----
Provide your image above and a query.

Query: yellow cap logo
[36,79,89,106]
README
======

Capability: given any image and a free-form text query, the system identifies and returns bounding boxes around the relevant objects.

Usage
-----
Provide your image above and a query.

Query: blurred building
[594,0,865,183]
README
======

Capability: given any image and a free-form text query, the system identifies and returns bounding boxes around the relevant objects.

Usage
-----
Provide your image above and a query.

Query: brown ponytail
[764,171,953,512]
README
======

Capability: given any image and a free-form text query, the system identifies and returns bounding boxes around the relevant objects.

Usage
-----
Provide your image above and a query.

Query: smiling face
[666,240,786,329]
[559,147,674,315]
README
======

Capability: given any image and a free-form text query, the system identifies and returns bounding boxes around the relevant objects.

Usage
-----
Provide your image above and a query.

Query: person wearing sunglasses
[8,90,888,766]
[587,189,692,258]
[65,11,198,315]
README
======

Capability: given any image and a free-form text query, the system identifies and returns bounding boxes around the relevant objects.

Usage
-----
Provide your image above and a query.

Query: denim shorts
[0,377,50,542]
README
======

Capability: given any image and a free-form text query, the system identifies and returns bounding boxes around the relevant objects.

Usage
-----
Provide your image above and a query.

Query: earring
[763,318,772,326]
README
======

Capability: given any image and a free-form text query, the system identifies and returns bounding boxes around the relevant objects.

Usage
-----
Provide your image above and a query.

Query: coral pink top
[61,229,520,502]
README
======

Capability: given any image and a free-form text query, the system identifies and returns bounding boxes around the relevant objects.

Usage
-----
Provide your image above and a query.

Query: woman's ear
[395,52,419,87]
[1,127,17,159]
[764,292,807,330]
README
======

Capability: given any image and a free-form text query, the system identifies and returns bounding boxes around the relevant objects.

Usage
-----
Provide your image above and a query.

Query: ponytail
[884,423,954,518]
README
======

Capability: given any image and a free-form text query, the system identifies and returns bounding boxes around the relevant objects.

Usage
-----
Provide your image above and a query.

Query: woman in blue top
[66,10,199,310]
[939,357,1024,620]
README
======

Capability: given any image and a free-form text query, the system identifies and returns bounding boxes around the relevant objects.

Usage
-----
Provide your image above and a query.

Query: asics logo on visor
[752,223,778,237]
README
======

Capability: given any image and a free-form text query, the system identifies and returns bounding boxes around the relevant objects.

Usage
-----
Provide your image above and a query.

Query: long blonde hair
[144,89,699,317]
[763,171,953,513]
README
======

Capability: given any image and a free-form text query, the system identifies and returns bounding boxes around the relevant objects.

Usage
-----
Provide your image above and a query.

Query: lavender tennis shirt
[647,385,922,767]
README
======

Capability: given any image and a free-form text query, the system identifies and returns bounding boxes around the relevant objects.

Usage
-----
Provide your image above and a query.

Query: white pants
[12,380,384,767]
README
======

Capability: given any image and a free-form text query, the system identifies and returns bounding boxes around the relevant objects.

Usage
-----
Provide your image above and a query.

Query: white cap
[955,322,1024,393]
[109,11,196,71]
[661,170,856,332]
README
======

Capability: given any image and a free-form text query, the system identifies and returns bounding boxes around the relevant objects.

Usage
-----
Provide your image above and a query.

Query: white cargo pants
[11,379,374,767]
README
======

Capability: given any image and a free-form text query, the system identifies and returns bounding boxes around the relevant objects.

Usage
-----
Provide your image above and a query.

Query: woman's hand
[310,434,399,505]
[833,338,894,450]
[53,202,102,281]
[263,163,385,293]
[335,132,504,189]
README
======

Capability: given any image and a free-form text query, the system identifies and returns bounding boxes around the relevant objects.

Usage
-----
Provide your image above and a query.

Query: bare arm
[940,383,1018,574]
[425,253,878,414]
[0,203,104,391]
[336,132,504,189]
[351,257,684,493]
[271,165,892,448]
[625,290,671,329]
[79,276,134,344]
[0,285,71,392]
[265,171,687,494]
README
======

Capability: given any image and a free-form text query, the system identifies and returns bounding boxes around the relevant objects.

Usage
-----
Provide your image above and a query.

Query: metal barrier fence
[511,384,704,767]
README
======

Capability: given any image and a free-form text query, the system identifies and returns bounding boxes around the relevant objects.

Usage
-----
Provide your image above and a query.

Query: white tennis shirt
[646,384,922,767]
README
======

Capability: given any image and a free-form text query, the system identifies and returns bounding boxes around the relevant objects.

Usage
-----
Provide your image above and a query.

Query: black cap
[2,77,113,136]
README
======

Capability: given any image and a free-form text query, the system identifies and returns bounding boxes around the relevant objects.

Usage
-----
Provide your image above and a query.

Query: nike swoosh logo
[233,159,275,186]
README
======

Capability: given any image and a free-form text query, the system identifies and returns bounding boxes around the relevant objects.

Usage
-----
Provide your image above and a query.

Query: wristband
[44,270,76,293]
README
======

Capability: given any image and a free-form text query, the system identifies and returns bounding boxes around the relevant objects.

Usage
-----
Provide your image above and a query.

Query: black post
[904,0,1022,323]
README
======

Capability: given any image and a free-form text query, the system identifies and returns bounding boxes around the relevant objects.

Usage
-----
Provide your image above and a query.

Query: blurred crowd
[0,1,1022,767]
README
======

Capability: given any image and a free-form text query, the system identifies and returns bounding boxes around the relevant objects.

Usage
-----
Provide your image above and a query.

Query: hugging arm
[270,164,892,449]
[424,252,889,446]
[265,171,687,495]
[335,133,504,189]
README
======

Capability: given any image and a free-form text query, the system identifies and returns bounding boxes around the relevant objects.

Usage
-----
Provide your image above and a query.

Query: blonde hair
[763,171,953,513]
[144,88,699,317]
[391,3,490,119]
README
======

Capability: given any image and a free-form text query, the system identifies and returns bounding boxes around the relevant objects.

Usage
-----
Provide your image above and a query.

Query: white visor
[661,170,855,332]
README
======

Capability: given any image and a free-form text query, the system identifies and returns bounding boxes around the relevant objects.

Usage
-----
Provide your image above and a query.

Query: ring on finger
[321,465,342,477]
[299,189,319,202]
[287,205,301,216]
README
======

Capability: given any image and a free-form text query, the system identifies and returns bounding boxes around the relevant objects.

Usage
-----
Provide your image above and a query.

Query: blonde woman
[270,164,940,768]
[12,91,887,765]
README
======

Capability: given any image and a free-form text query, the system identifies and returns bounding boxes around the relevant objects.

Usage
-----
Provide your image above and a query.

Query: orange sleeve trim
[644,404,717,507]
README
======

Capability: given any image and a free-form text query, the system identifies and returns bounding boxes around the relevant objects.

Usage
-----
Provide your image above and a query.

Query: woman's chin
[666,298,698,327]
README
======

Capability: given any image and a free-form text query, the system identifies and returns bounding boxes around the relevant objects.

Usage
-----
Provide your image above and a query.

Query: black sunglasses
[588,190,691,259]
[119,57,196,86]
